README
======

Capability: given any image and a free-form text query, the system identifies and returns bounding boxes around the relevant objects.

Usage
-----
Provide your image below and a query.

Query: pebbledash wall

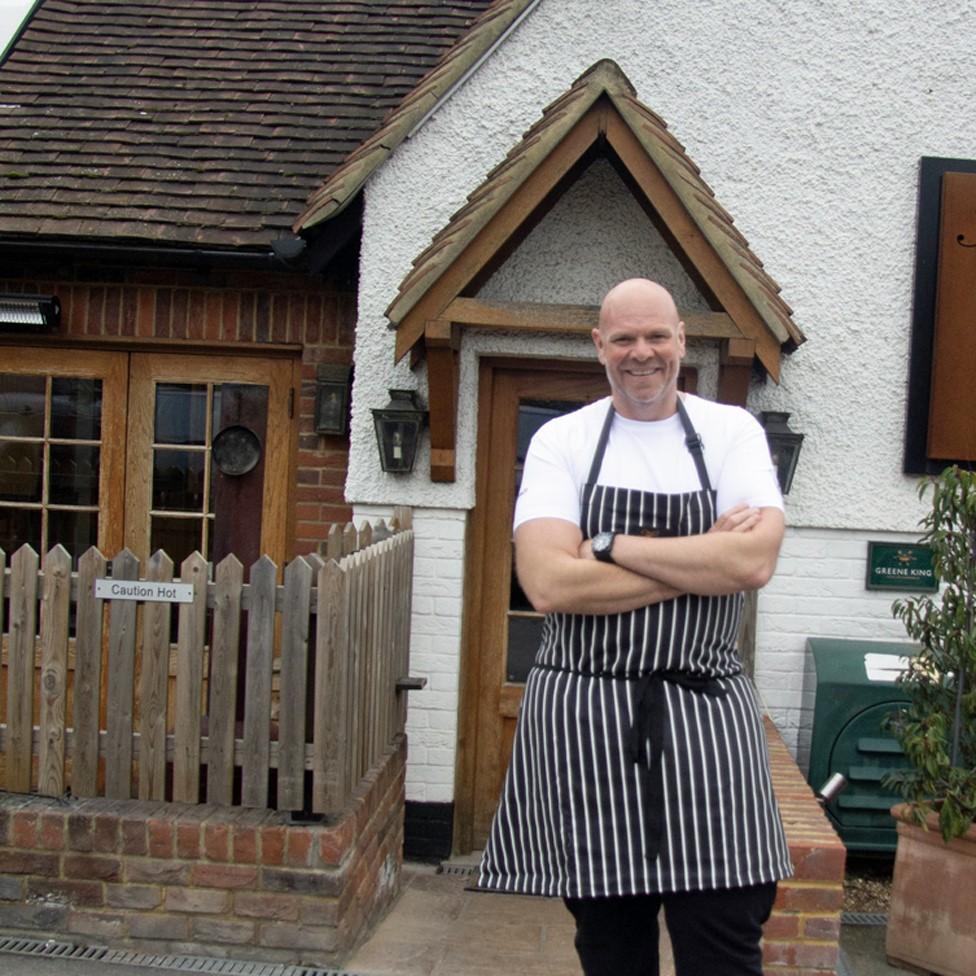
[347,0,969,812]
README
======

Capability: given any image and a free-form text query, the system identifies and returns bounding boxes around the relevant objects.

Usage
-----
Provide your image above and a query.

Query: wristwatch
[591,531,617,564]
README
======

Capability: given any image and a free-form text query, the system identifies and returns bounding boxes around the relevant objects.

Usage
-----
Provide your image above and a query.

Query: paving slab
[346,862,675,976]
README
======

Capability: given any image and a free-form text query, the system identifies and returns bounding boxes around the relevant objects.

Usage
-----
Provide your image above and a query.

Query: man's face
[591,289,686,421]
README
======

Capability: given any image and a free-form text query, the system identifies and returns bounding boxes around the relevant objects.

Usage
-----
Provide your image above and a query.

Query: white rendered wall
[347,0,967,787]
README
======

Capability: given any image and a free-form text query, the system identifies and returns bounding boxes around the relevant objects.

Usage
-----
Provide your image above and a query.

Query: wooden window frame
[904,156,976,474]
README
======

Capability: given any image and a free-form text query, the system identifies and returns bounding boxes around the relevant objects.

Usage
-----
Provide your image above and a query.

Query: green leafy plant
[885,465,976,842]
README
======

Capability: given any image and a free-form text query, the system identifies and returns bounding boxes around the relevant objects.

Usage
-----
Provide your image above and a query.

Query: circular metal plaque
[212,424,261,476]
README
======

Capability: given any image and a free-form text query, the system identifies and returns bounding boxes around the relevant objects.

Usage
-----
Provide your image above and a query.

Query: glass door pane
[0,371,104,556]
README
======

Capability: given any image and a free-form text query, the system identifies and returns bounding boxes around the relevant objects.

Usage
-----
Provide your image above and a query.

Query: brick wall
[756,527,922,770]
[355,505,466,804]
[0,265,356,549]
[0,738,405,965]
[764,717,846,976]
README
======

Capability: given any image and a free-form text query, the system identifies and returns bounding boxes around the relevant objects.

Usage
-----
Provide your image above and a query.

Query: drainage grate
[438,863,478,877]
[0,937,362,976]
[0,937,109,960]
[841,911,888,926]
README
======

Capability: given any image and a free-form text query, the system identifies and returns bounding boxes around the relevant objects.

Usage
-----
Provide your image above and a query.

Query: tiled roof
[0,0,492,250]
[294,0,538,233]
[387,59,805,352]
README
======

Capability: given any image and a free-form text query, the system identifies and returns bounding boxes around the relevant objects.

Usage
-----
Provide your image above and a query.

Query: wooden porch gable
[386,59,805,482]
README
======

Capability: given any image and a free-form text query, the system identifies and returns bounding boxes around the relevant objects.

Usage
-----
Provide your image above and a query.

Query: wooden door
[124,353,295,568]
[455,359,609,852]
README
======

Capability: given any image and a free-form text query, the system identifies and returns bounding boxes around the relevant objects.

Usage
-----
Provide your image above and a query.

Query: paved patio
[346,860,673,976]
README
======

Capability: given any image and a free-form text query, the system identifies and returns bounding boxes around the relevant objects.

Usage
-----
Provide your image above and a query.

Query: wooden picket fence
[0,514,416,815]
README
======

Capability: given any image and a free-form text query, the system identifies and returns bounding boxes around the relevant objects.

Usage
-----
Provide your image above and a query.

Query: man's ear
[591,327,606,364]
[677,321,687,357]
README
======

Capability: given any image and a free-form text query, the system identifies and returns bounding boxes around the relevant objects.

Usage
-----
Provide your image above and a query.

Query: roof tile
[0,0,493,249]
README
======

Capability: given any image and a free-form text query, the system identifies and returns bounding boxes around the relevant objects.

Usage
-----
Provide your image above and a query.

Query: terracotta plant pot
[886,803,976,976]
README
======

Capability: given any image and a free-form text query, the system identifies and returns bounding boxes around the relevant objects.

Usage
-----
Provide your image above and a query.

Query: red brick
[763,913,801,942]
[774,883,844,913]
[148,818,174,858]
[67,813,94,852]
[121,817,147,855]
[204,822,230,861]
[192,916,256,945]
[126,858,190,885]
[762,940,840,969]
[105,883,161,910]
[319,819,354,867]
[164,886,230,914]
[803,914,842,940]
[232,826,258,864]
[11,811,38,847]
[27,877,103,907]
[67,910,125,940]
[285,828,313,867]
[177,822,202,860]
[0,849,60,877]
[36,812,65,850]
[258,920,337,952]
[93,813,120,853]
[790,843,846,881]
[63,853,122,882]
[261,825,285,865]
[190,862,258,889]
[234,891,300,922]
[129,912,189,940]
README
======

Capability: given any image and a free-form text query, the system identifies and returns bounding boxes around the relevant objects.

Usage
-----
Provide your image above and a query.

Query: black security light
[372,389,427,474]
[0,294,61,333]
[759,411,804,494]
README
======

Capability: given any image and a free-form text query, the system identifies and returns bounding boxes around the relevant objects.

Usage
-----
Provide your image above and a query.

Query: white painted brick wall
[354,504,467,803]
[754,525,918,774]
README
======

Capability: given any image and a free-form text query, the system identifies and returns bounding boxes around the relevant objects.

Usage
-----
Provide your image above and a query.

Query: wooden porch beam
[717,336,755,407]
[443,296,745,340]
[424,319,460,483]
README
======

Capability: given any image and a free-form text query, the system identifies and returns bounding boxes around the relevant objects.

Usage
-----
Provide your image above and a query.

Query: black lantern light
[314,363,352,435]
[0,294,60,333]
[372,389,427,474]
[759,411,804,494]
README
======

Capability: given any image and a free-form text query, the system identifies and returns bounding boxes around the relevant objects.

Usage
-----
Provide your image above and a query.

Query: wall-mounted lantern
[759,411,804,494]
[314,363,352,436]
[372,389,427,474]
[0,294,61,333]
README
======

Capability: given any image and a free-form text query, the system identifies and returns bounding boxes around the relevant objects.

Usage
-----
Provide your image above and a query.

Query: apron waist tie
[534,664,729,864]
[630,669,727,863]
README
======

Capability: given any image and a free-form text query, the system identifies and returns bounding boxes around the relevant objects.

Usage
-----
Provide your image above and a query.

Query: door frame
[453,355,609,854]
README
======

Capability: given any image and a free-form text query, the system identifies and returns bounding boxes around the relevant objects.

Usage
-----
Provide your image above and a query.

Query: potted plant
[884,464,976,976]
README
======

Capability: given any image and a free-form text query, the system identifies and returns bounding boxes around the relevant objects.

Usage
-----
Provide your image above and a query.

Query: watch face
[593,532,614,559]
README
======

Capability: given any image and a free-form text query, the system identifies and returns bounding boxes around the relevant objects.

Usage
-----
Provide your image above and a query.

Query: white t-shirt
[514,393,783,530]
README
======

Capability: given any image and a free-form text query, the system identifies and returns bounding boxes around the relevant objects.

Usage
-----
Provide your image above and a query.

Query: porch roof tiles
[0,0,493,250]
[386,59,806,353]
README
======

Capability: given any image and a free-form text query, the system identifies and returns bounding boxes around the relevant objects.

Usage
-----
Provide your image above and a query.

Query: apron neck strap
[586,396,712,492]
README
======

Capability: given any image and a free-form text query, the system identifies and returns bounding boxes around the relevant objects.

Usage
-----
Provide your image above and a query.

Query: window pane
[506,615,545,683]
[48,508,97,556]
[0,505,41,554]
[155,384,208,445]
[153,449,205,512]
[51,377,102,440]
[0,374,45,437]
[49,443,100,505]
[151,515,203,566]
[0,441,43,502]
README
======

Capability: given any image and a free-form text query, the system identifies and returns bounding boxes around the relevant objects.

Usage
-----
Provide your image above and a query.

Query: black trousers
[564,882,777,976]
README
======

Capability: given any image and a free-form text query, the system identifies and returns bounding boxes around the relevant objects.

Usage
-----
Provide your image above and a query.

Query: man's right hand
[708,503,761,534]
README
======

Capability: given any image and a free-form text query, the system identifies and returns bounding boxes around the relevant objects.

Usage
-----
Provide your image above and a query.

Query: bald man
[477,280,793,976]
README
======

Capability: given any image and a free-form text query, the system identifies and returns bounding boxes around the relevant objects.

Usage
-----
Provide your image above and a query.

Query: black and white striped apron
[477,400,793,898]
